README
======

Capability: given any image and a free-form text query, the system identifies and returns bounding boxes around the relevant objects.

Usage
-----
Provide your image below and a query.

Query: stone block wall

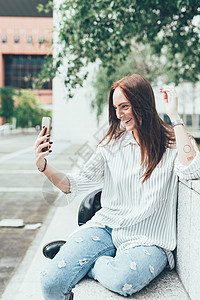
[176,178,200,300]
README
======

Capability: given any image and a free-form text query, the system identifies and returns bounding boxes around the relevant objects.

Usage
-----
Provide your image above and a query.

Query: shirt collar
[121,131,139,147]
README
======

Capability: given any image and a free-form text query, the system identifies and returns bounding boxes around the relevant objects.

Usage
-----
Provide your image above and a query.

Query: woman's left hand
[160,86,178,118]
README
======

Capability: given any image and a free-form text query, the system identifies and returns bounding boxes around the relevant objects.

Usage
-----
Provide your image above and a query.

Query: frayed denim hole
[149,265,154,274]
[92,236,100,241]
[123,283,132,291]
[144,249,151,255]
[130,261,137,270]
[58,260,67,268]
[79,258,87,266]
[76,237,83,243]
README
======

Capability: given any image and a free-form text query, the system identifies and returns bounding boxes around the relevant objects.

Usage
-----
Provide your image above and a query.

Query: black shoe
[42,240,66,259]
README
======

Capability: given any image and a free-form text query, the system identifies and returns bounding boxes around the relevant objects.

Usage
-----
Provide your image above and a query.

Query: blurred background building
[0,0,53,126]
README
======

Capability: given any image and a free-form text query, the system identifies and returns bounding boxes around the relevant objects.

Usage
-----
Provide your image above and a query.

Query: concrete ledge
[74,270,189,300]
[176,178,200,300]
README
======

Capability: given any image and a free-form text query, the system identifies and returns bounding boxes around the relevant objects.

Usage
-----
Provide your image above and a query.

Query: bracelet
[38,158,47,172]
[171,118,184,128]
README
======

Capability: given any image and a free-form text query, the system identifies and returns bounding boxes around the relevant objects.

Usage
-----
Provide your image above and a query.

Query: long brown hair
[99,74,176,183]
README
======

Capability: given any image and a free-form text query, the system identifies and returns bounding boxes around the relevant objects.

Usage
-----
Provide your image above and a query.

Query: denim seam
[104,226,112,235]
[65,245,115,294]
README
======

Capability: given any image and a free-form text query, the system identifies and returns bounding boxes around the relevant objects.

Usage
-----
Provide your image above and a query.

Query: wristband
[38,158,47,172]
[171,118,184,128]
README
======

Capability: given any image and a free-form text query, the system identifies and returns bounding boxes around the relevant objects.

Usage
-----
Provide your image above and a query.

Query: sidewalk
[1,139,189,300]
[1,192,81,300]
[0,133,80,297]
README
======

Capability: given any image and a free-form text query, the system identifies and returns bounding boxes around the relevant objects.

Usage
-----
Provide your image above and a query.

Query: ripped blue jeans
[40,226,168,300]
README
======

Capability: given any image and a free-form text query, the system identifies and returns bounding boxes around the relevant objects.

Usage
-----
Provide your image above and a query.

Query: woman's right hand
[34,126,52,171]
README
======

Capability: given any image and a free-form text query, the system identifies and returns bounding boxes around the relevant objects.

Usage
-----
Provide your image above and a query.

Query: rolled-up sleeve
[174,139,200,180]
[65,147,104,200]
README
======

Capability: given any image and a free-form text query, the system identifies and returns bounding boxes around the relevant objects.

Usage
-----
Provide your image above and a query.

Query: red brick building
[0,0,53,125]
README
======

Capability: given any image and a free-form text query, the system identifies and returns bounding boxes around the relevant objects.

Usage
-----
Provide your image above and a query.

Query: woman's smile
[113,87,136,131]
[123,118,132,125]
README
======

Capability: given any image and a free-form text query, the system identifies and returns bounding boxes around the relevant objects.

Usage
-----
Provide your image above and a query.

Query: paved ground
[0,132,80,296]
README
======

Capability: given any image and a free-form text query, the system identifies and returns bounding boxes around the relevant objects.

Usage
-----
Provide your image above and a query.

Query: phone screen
[41,117,51,152]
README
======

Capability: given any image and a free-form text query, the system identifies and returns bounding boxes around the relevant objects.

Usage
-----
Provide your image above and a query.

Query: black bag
[78,188,102,226]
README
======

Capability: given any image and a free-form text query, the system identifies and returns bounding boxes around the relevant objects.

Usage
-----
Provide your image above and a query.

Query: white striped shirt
[66,130,200,269]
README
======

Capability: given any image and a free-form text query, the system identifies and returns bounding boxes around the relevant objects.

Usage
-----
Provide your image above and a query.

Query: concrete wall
[176,178,200,300]
[52,68,108,144]
[52,0,108,143]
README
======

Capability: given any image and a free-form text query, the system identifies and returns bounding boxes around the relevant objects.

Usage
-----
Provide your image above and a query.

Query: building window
[186,114,192,127]
[4,54,52,89]
[14,35,20,43]
[39,36,44,44]
[27,35,32,44]
[2,35,7,43]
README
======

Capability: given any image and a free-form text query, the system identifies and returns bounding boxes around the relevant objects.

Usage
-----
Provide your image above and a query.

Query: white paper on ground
[24,223,42,230]
[0,219,24,227]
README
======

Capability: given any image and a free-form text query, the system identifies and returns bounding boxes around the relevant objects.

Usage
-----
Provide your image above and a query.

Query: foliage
[0,87,16,122]
[37,0,53,14]
[91,43,170,120]
[38,0,200,98]
[13,90,52,128]
[32,55,54,90]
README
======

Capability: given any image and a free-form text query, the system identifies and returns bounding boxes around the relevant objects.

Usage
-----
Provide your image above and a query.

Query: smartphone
[41,117,51,152]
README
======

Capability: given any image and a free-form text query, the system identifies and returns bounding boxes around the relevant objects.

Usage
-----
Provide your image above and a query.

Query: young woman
[35,74,200,300]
